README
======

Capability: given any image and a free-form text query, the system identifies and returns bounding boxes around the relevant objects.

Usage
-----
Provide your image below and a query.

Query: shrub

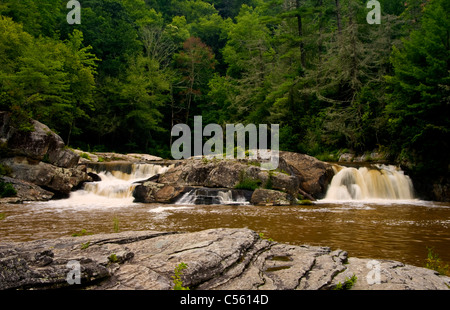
[80,153,91,160]
[0,164,12,176]
[234,171,262,191]
[0,181,17,198]
[172,262,190,290]
[334,274,358,290]
[425,247,449,276]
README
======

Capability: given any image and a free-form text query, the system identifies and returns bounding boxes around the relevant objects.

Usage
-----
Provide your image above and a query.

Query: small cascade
[176,188,252,206]
[324,164,415,201]
[69,163,171,203]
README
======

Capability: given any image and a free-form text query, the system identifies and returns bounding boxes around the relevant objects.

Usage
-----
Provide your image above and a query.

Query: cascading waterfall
[323,164,415,201]
[176,188,252,205]
[66,163,171,205]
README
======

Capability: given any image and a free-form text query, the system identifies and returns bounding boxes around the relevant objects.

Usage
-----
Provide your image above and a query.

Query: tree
[220,5,273,122]
[385,0,450,174]
[0,0,64,38]
[120,55,170,151]
[174,37,216,123]
[61,0,142,78]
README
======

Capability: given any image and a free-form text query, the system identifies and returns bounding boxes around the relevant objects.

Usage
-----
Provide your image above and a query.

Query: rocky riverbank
[132,151,335,205]
[1,111,336,205]
[1,228,449,290]
[0,112,91,201]
[0,112,167,202]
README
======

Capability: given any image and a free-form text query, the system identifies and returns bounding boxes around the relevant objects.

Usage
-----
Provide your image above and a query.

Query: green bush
[234,171,261,191]
[0,164,12,176]
[425,247,449,276]
[334,274,357,290]
[80,153,91,160]
[172,262,190,290]
[0,181,17,198]
[264,171,273,190]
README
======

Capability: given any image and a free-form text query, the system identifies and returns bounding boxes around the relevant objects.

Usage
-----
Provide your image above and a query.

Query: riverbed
[1,198,449,268]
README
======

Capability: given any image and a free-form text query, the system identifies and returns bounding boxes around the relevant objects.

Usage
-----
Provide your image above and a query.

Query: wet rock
[1,229,448,291]
[133,182,187,204]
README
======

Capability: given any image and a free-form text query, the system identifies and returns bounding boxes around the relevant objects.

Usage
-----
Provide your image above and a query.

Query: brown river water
[1,200,449,268]
[0,163,449,269]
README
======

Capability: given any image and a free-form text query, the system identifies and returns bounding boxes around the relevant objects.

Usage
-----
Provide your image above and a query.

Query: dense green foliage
[0,181,17,198]
[0,0,448,177]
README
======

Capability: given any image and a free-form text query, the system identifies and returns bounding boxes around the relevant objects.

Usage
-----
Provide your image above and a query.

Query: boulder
[251,189,295,206]
[278,151,335,199]
[0,176,54,202]
[0,111,79,168]
[133,182,188,204]
[1,157,92,197]
[1,229,449,291]
[158,159,300,195]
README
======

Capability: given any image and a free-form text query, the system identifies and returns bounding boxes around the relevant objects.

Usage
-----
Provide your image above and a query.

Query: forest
[0,0,448,181]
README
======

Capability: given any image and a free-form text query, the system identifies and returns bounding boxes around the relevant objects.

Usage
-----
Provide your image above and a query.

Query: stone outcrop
[1,157,91,198]
[73,150,163,164]
[142,152,335,204]
[0,112,79,169]
[133,182,188,204]
[0,176,54,203]
[250,189,295,206]
[0,112,92,200]
[1,229,449,290]
[278,151,335,199]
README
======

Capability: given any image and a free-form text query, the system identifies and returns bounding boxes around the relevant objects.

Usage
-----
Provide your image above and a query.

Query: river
[0,162,449,269]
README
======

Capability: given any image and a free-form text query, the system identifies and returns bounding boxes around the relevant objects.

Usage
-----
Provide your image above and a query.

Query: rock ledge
[1,229,449,291]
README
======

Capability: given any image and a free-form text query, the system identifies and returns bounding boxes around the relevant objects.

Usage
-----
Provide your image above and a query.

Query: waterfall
[323,164,415,201]
[176,188,252,206]
[66,163,171,205]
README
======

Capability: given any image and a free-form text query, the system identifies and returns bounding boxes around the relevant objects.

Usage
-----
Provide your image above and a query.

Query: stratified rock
[75,151,164,164]
[158,159,299,196]
[1,229,449,291]
[0,176,54,202]
[1,157,91,197]
[332,257,450,290]
[0,111,79,168]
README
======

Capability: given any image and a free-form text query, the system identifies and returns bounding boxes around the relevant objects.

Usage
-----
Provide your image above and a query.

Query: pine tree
[385,0,450,174]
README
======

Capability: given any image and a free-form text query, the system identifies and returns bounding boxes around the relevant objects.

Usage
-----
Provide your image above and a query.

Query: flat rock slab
[1,229,449,290]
